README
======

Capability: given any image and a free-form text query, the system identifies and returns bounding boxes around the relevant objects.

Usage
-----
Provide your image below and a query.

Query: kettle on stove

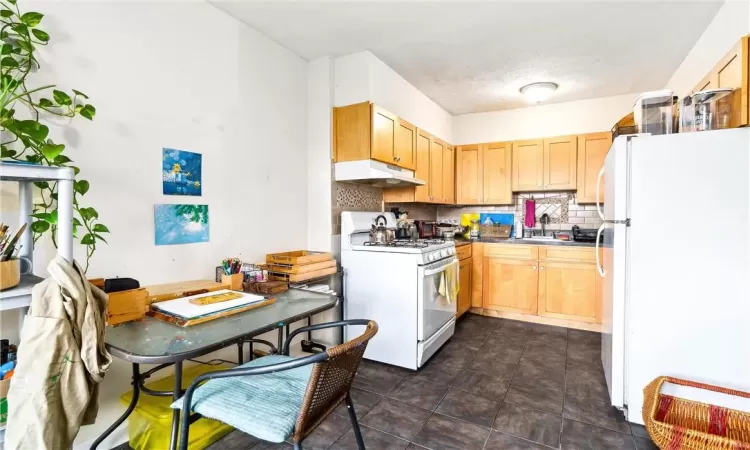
[369,215,395,244]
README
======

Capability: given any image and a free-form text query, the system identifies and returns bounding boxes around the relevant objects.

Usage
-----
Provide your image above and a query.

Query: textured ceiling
[210,1,723,115]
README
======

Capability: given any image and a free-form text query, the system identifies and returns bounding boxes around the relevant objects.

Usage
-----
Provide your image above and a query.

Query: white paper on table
[152,289,267,319]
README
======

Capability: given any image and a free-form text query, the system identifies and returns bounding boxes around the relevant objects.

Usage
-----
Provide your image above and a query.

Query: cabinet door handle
[532,265,537,270]
[393,156,398,160]
[540,266,545,270]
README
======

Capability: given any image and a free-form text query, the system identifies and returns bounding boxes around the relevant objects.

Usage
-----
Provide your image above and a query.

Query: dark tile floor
[117,314,658,450]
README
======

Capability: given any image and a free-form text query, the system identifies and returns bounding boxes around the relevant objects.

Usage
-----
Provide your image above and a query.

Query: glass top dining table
[104,289,340,364]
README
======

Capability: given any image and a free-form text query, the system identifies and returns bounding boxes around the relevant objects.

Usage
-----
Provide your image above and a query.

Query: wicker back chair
[292,321,378,444]
[178,320,378,450]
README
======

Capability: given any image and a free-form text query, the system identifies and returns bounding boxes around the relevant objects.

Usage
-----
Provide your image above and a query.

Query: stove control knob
[447,247,455,255]
[440,249,448,257]
[428,253,435,261]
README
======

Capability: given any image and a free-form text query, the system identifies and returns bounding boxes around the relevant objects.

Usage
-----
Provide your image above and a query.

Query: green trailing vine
[0,0,107,272]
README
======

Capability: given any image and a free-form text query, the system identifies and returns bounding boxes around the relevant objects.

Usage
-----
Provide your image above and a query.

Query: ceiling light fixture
[520,82,558,104]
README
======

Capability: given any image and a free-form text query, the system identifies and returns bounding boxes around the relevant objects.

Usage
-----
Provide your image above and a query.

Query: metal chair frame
[178,319,375,450]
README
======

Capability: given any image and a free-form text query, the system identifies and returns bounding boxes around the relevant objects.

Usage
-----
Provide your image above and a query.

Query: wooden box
[107,288,148,326]
[221,273,243,291]
[265,250,332,265]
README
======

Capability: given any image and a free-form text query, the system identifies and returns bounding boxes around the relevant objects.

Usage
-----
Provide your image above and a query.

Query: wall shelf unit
[0,162,75,316]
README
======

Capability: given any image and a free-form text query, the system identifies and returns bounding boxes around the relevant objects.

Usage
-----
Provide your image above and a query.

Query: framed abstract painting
[162,148,202,196]
[154,204,209,245]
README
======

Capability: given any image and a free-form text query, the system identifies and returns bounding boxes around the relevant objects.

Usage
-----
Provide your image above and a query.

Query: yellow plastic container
[460,213,480,239]
[120,363,234,450]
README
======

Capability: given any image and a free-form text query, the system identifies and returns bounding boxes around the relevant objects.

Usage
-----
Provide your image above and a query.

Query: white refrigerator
[598,128,750,424]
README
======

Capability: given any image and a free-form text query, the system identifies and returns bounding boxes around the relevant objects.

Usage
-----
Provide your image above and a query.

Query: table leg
[237,342,244,365]
[249,341,254,360]
[90,363,140,450]
[340,299,345,344]
[278,327,283,355]
[307,316,312,341]
[169,361,183,450]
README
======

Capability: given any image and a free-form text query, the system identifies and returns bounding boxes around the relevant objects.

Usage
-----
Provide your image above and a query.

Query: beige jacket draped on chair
[6,256,112,450]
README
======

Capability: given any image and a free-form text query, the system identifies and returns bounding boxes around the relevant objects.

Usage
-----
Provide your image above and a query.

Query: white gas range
[341,211,457,370]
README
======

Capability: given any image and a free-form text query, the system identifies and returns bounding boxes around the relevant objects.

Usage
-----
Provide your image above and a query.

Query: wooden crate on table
[263,250,337,283]
[265,250,332,265]
[106,288,148,326]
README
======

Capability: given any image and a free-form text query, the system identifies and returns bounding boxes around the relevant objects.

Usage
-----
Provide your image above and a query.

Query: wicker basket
[643,376,750,449]
[479,224,512,239]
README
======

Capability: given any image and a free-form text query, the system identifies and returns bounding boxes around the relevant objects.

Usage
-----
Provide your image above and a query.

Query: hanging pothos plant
[0,0,107,272]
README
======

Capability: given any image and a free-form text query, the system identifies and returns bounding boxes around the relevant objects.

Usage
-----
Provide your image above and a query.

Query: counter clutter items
[0,346,12,427]
[0,223,29,291]
[221,257,243,290]
[149,289,275,327]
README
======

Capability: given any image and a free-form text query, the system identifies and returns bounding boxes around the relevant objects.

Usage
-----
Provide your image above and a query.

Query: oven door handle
[423,258,458,276]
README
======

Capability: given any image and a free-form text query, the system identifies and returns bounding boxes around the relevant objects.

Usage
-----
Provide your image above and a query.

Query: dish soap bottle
[470,220,480,240]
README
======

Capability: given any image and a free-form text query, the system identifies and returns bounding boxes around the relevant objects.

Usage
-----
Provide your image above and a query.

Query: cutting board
[152,289,266,319]
[145,280,230,304]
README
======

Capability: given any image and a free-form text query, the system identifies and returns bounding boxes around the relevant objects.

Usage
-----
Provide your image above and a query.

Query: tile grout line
[421,317,497,450]
[559,327,570,448]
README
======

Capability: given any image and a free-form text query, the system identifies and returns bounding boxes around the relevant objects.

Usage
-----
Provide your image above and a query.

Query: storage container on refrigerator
[633,90,676,135]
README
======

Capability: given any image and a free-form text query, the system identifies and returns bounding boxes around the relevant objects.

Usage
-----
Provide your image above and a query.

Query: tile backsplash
[383,203,438,221]
[437,192,603,232]
[332,182,383,235]
[330,184,602,235]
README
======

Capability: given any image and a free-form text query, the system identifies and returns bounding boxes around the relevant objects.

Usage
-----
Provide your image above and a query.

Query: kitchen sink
[520,236,556,242]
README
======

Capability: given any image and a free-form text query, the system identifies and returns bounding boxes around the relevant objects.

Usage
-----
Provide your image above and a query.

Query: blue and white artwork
[154,204,209,245]
[162,148,202,196]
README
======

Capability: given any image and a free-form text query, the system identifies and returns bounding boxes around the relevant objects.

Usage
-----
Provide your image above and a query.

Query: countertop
[452,237,596,247]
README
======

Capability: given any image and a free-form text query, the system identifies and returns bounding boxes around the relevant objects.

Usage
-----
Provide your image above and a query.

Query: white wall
[666,1,750,98]
[307,57,334,252]
[0,0,309,447]
[334,51,453,142]
[452,93,637,144]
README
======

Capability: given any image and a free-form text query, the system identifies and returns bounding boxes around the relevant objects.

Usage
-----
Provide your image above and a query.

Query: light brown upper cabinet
[371,105,397,164]
[383,128,453,204]
[512,139,544,191]
[483,142,513,204]
[383,128,432,203]
[543,136,577,190]
[443,144,455,204]
[456,145,483,205]
[334,102,416,170]
[456,143,512,205]
[395,119,417,170]
[692,35,749,128]
[512,137,577,192]
[577,132,612,204]
[414,130,432,202]
[429,137,444,203]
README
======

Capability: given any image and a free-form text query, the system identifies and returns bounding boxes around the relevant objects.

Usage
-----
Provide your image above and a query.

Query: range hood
[334,160,425,187]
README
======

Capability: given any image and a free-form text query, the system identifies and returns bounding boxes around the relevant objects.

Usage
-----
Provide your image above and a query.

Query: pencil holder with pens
[222,273,243,291]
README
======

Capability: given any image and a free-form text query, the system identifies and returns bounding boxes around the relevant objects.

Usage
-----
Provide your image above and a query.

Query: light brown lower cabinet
[482,257,539,315]
[474,243,602,326]
[457,258,472,317]
[537,261,601,323]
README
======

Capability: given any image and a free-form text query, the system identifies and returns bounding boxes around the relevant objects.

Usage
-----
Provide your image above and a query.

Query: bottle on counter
[470,220,480,240]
